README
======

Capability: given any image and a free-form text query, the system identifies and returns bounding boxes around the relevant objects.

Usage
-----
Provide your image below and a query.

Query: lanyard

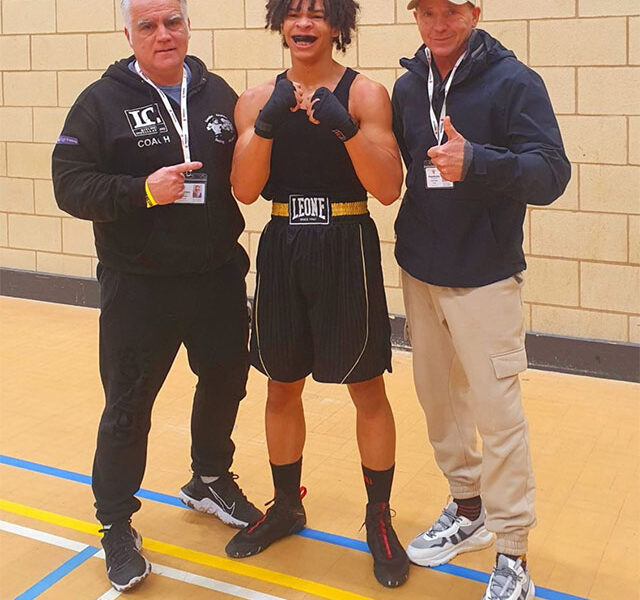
[425,48,466,145]
[135,61,190,163]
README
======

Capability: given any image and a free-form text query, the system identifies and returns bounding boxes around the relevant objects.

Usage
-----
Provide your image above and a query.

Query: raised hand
[427,116,466,182]
[308,87,359,142]
[146,161,203,205]
[254,78,299,139]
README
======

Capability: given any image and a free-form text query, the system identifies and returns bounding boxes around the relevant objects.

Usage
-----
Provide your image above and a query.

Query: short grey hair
[120,0,188,29]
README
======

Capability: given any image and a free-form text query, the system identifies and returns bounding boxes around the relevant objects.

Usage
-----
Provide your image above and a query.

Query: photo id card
[176,172,207,204]
[424,158,453,190]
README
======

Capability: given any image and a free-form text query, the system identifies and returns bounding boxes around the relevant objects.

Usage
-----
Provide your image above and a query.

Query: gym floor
[1,296,638,600]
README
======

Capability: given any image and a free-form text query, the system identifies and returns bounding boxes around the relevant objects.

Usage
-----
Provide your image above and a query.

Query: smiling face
[413,0,480,73]
[125,0,190,86]
[282,0,339,60]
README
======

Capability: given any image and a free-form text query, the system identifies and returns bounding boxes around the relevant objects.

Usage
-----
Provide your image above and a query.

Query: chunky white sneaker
[406,501,494,567]
[482,555,535,600]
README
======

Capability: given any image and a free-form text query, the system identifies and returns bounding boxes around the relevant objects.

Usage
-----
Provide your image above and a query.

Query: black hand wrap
[254,79,297,139]
[311,87,359,142]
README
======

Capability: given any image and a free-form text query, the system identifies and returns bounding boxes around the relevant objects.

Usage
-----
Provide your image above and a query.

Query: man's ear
[471,6,481,27]
[187,17,192,39]
[124,27,133,48]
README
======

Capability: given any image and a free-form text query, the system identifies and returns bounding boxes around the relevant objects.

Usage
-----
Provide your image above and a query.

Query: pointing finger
[170,161,203,173]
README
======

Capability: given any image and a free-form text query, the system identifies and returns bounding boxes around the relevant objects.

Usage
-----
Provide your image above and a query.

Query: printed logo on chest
[206,114,236,144]
[125,103,169,137]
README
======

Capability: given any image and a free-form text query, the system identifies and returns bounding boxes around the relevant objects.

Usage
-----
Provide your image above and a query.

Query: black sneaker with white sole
[100,521,151,592]
[179,472,262,528]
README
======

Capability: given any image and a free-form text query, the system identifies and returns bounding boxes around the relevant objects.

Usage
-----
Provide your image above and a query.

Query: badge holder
[424,158,453,190]
[176,171,208,204]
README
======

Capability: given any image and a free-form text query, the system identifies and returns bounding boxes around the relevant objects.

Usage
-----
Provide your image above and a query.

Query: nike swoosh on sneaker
[208,486,236,515]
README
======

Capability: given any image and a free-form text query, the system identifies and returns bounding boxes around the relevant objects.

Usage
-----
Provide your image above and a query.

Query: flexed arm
[231,79,302,204]
[308,78,403,205]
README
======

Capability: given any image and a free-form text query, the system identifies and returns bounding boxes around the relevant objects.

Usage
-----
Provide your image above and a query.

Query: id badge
[176,172,207,204]
[424,158,453,189]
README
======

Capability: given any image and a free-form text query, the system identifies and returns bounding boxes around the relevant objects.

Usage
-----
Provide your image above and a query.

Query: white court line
[96,589,121,600]
[1,519,288,600]
[0,520,88,552]
[153,563,291,600]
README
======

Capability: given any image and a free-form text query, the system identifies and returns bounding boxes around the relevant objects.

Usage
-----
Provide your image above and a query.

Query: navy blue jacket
[392,29,571,287]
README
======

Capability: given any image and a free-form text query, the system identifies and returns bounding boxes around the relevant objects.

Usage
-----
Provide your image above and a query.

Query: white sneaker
[406,501,494,567]
[482,555,535,600]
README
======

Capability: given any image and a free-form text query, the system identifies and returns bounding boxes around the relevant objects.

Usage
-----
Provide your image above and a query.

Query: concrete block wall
[1,0,638,344]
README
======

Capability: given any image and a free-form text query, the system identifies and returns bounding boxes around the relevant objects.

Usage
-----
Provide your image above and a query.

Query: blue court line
[298,527,369,552]
[14,545,99,600]
[0,454,183,508]
[0,454,590,600]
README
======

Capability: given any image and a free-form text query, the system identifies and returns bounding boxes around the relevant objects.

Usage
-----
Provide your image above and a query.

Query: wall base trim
[2,268,638,383]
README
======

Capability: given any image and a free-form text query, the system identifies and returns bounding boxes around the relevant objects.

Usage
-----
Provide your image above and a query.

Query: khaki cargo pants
[402,269,536,555]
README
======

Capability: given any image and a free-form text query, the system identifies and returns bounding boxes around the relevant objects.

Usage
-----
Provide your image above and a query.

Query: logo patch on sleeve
[56,135,79,145]
[289,195,330,225]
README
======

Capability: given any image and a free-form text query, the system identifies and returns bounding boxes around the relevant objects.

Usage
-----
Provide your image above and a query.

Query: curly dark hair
[265,0,360,53]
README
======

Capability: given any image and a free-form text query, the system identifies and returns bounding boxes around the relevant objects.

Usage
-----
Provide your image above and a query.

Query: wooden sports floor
[0,296,638,600]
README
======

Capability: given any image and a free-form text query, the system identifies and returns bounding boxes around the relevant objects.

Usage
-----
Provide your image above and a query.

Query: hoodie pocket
[490,346,527,379]
[136,208,208,272]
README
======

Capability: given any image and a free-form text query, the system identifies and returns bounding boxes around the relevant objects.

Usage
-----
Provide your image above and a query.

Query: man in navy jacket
[392,1,570,598]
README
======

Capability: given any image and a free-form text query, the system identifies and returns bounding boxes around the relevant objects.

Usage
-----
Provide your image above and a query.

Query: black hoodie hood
[399,29,516,85]
[102,54,209,95]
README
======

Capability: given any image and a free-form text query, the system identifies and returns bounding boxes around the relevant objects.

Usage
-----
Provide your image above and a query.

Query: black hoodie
[52,55,244,276]
[392,29,571,287]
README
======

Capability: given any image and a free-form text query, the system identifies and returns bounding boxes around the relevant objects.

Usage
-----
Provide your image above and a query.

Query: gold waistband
[272,200,368,218]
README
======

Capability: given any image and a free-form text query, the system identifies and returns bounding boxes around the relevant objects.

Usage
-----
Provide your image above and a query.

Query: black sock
[270,457,302,499]
[454,496,481,521]
[362,464,395,504]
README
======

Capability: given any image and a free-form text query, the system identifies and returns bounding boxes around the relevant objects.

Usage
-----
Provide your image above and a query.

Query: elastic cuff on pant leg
[495,534,529,556]
[449,485,482,500]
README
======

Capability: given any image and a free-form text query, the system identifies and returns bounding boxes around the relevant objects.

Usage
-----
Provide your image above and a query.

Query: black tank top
[266,68,367,204]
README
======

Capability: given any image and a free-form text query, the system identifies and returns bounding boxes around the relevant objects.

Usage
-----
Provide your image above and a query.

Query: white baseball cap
[407,0,476,9]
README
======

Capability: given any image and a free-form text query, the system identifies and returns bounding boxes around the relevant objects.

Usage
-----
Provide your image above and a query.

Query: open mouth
[292,35,317,47]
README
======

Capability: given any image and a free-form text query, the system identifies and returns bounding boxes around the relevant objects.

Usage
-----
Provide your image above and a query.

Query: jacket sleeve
[52,99,147,223]
[391,82,413,171]
[466,69,571,206]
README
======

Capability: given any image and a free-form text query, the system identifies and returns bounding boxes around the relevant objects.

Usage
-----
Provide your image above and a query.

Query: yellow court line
[0,499,375,600]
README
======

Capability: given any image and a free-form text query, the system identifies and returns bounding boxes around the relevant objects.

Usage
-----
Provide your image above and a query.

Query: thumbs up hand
[427,116,467,182]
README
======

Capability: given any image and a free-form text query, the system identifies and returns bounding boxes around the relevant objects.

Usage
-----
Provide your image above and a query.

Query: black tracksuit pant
[92,250,250,525]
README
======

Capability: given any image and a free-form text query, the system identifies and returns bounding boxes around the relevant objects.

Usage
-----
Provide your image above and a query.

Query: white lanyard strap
[135,61,190,163]
[425,48,466,145]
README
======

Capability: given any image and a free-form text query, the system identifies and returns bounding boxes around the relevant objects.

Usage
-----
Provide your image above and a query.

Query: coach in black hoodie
[392,2,570,599]
[52,0,262,592]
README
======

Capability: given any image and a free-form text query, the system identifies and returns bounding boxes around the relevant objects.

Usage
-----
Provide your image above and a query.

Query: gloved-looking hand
[309,87,359,142]
[254,79,299,139]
